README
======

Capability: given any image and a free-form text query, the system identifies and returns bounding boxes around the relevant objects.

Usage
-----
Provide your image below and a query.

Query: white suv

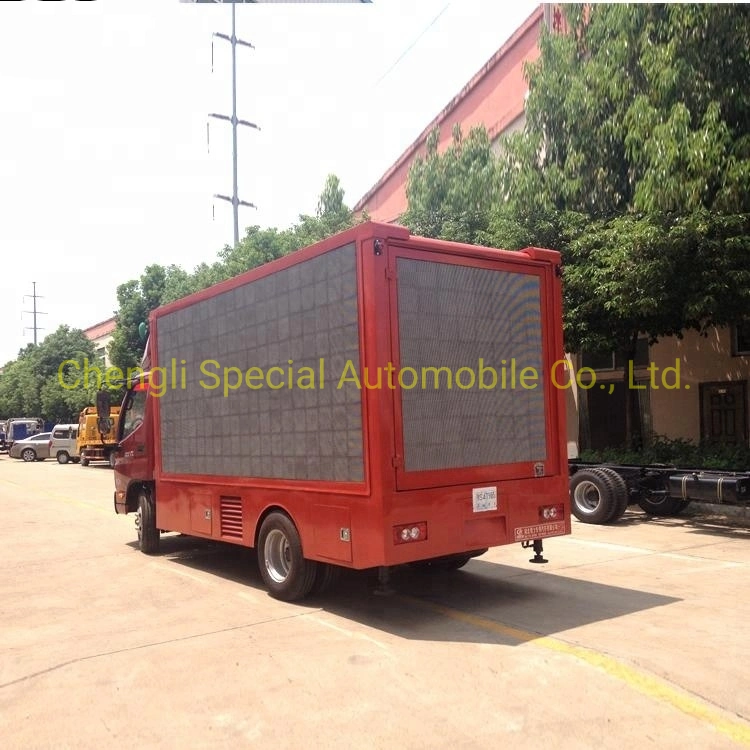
[50,424,80,464]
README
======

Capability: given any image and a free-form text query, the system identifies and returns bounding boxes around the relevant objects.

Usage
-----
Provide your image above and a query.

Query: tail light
[393,522,428,545]
[539,503,564,521]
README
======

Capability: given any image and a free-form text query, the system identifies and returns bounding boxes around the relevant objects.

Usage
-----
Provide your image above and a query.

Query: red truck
[113,222,570,600]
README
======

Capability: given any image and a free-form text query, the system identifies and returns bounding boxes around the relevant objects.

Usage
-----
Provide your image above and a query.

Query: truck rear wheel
[80,457,90,467]
[136,489,159,554]
[589,467,629,522]
[570,469,617,524]
[257,512,317,602]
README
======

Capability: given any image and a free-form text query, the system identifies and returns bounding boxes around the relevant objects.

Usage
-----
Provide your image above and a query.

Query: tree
[0,326,96,423]
[399,6,750,447]
[401,125,501,245]
[490,4,750,447]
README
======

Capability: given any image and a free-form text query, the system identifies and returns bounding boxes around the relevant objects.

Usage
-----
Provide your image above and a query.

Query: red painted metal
[114,221,570,570]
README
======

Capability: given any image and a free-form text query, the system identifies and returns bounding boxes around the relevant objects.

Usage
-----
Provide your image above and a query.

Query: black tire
[591,467,629,522]
[637,492,687,516]
[136,489,159,554]
[311,563,341,595]
[570,469,617,524]
[80,457,90,467]
[257,512,317,601]
[57,451,70,465]
[21,448,36,463]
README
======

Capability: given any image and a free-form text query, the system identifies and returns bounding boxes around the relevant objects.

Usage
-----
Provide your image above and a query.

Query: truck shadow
[141,535,679,646]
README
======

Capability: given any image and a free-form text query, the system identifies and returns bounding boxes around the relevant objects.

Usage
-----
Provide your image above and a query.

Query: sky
[0,0,537,366]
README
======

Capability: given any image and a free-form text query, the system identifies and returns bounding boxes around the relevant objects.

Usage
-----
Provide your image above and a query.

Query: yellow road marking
[403,595,750,747]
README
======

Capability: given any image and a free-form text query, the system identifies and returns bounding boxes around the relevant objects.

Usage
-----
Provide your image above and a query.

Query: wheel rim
[22,449,35,462]
[264,529,292,584]
[135,507,142,541]
[573,480,601,515]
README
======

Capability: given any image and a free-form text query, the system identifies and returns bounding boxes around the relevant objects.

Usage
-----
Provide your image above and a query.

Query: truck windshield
[120,389,146,439]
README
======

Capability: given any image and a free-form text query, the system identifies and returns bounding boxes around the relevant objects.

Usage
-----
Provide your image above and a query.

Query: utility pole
[23,281,47,346]
[209,0,260,247]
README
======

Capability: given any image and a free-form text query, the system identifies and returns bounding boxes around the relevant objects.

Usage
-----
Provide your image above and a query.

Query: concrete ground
[1,455,749,749]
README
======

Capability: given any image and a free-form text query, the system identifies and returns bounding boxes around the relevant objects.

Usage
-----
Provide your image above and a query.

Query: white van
[50,424,80,464]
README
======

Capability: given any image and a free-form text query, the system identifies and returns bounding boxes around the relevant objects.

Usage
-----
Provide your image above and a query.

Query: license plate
[472,486,497,512]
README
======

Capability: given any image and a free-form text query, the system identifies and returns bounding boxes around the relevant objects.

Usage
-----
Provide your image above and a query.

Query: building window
[581,338,649,371]
[95,346,106,366]
[732,322,750,356]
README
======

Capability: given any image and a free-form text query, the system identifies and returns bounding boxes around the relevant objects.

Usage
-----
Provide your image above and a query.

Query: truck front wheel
[136,489,159,554]
[257,512,317,601]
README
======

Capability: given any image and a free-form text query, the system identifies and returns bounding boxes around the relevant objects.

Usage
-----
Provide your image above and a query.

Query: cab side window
[122,390,147,437]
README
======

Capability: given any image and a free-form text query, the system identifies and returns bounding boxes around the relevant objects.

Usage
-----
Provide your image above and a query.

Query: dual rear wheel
[570,468,629,524]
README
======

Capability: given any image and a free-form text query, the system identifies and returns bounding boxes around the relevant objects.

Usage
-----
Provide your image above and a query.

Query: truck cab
[113,378,154,516]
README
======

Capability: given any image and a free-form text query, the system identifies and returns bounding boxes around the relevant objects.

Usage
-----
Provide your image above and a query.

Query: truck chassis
[569,460,750,524]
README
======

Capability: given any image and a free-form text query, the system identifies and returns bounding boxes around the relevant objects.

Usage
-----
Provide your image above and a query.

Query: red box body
[114,222,570,568]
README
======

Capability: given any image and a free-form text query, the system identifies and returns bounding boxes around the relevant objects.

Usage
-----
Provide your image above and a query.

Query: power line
[374,2,451,87]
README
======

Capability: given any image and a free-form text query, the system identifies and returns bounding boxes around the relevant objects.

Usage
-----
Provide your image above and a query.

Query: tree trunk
[622,332,641,451]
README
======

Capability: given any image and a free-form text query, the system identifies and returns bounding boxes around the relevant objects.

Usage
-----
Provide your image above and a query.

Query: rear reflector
[393,522,428,545]
[539,504,565,521]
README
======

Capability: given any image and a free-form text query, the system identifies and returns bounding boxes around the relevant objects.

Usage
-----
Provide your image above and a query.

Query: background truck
[568,459,750,524]
[113,221,571,600]
[1,418,44,452]
[78,406,120,467]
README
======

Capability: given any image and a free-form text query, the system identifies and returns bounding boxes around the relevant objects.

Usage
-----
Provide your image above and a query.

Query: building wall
[649,328,750,443]
[83,318,116,369]
[355,7,543,223]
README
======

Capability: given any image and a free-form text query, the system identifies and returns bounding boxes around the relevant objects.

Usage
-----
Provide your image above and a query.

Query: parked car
[49,424,80,464]
[10,432,52,462]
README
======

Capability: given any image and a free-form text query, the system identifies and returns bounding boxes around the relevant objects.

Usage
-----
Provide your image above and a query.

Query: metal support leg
[529,539,548,564]
[374,565,395,596]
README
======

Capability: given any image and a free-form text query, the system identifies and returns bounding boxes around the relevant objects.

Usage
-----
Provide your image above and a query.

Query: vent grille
[220,496,243,539]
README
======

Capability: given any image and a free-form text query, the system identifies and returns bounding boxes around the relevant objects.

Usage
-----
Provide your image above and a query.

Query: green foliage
[497,3,750,356]
[401,125,501,245]
[579,435,750,472]
[0,326,96,423]
[401,4,750,448]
